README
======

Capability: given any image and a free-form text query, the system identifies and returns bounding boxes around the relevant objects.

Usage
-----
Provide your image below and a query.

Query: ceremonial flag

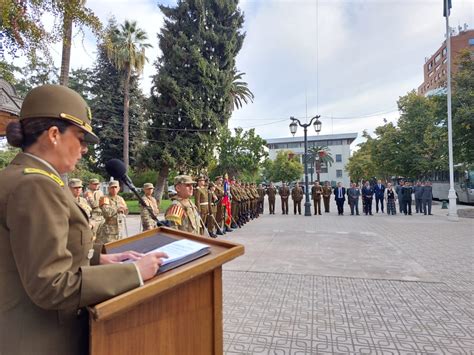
[222,174,232,227]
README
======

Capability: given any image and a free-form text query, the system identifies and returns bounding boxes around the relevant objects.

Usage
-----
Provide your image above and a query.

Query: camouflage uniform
[165,198,202,235]
[97,182,128,243]
[140,183,159,231]
[84,178,104,239]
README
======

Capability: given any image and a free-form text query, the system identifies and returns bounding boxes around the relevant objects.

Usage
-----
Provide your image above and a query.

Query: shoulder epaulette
[165,203,185,226]
[23,168,64,187]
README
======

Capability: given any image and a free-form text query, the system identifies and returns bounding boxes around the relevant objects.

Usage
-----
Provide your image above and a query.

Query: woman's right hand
[135,252,169,281]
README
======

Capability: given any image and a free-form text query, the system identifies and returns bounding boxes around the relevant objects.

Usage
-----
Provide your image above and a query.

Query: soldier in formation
[291,182,304,215]
[266,182,277,214]
[84,178,104,239]
[165,175,203,235]
[68,178,93,224]
[140,182,159,231]
[257,183,265,214]
[279,182,290,215]
[311,181,322,215]
[322,181,332,213]
[97,180,129,243]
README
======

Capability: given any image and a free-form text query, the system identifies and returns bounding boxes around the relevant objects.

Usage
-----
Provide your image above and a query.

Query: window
[428,62,433,70]
[435,53,441,63]
[287,142,301,149]
[336,170,343,178]
[469,38,474,46]
[336,154,342,162]
[442,47,447,56]
[327,140,342,146]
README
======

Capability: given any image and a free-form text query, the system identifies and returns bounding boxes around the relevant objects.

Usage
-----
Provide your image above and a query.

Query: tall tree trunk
[155,165,169,202]
[59,14,72,86]
[123,66,131,170]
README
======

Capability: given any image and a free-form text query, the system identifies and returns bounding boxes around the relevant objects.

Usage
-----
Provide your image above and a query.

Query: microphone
[105,159,165,227]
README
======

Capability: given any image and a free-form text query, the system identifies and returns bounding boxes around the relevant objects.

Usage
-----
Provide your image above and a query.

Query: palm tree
[230,71,254,110]
[107,20,151,170]
[308,146,334,182]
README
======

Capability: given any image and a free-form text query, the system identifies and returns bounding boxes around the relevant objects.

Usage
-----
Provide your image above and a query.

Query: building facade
[266,133,357,187]
[418,26,473,96]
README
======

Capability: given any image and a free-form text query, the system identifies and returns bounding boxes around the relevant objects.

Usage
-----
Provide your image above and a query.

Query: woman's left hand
[100,250,144,264]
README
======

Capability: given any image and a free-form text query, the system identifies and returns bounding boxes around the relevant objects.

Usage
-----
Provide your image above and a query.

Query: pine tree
[145,0,245,199]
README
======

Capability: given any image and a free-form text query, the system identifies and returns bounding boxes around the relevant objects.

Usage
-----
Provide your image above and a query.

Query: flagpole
[445,0,458,221]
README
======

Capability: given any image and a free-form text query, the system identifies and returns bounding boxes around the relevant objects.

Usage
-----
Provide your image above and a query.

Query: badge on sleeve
[87,249,94,260]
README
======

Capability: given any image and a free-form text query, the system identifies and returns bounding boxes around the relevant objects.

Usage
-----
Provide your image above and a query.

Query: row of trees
[1,0,266,200]
[346,50,473,182]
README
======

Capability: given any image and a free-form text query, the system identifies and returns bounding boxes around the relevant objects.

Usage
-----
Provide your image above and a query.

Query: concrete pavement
[125,199,473,354]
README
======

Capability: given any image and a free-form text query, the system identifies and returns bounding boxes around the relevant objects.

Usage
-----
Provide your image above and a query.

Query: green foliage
[0,0,101,64]
[144,0,246,183]
[88,20,147,172]
[68,159,103,182]
[231,71,254,110]
[0,148,20,169]
[264,150,303,183]
[213,127,267,179]
[452,50,474,167]
[129,170,160,188]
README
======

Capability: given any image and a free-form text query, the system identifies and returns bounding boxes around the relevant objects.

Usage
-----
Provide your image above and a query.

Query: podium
[87,227,244,355]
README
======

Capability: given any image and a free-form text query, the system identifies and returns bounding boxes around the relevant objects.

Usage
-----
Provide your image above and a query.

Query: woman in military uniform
[0,85,167,355]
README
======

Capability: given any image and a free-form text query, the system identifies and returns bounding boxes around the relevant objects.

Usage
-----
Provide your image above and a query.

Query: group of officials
[259,179,434,217]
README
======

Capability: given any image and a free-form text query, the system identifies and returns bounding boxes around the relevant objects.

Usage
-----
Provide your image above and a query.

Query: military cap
[68,178,83,188]
[20,84,99,144]
[89,178,100,184]
[196,174,207,182]
[143,183,154,189]
[208,182,216,188]
[109,180,120,187]
[174,175,195,185]
[215,176,223,180]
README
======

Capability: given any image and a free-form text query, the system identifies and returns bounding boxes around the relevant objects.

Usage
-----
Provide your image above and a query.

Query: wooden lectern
[87,227,244,355]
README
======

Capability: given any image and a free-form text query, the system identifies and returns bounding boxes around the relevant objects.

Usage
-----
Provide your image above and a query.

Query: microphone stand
[120,178,165,227]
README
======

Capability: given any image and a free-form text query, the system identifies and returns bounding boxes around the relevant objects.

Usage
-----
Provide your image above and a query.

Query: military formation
[164,175,262,237]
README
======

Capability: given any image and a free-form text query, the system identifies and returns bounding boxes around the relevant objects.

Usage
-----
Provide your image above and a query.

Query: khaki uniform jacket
[291,187,304,202]
[322,186,332,198]
[0,153,140,355]
[257,187,265,201]
[140,195,159,231]
[194,187,209,216]
[279,186,290,199]
[266,187,277,200]
[165,198,202,235]
[311,185,323,200]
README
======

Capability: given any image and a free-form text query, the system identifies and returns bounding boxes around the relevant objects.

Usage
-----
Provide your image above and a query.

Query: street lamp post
[289,115,322,216]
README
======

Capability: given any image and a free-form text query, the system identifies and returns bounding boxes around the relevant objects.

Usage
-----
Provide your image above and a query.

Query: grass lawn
[126,199,172,214]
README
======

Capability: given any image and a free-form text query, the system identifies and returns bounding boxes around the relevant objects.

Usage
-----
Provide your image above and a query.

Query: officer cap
[208,182,216,188]
[174,175,195,185]
[68,178,83,188]
[196,174,207,182]
[89,178,100,184]
[109,180,120,188]
[215,176,223,180]
[20,84,99,144]
[143,183,154,189]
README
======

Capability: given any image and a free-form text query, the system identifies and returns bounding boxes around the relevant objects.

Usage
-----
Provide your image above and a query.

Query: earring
[53,141,57,145]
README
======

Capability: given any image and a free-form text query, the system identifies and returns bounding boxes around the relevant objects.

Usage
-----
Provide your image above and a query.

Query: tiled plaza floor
[219,200,473,354]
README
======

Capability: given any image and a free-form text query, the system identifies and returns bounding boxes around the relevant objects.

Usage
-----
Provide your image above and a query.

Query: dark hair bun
[6,121,24,148]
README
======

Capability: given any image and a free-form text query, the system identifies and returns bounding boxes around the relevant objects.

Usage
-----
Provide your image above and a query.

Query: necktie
[339,188,342,198]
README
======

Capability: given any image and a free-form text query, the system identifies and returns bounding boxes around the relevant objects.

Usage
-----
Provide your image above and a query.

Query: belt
[200,202,209,205]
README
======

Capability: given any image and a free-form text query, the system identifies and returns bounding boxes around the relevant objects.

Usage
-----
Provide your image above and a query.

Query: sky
[13,0,474,147]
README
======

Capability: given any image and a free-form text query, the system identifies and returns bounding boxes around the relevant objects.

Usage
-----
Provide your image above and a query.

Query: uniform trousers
[268,198,275,214]
[258,200,264,214]
[415,198,423,213]
[313,198,321,215]
[323,197,330,212]
[281,198,289,214]
[403,199,412,215]
[293,200,301,215]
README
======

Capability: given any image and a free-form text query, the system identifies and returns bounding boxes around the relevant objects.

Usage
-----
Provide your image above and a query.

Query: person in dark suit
[395,180,404,214]
[362,181,374,215]
[347,182,361,215]
[413,181,424,213]
[422,181,433,215]
[334,182,346,215]
[373,179,385,213]
[0,85,167,355]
